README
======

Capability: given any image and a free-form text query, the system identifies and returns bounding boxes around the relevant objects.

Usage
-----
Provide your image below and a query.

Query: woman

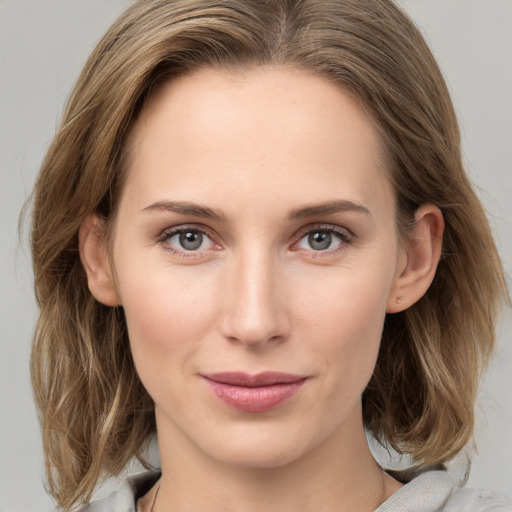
[30,0,510,511]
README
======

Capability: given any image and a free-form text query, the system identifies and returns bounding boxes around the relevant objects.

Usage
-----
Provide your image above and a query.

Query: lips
[202,372,308,412]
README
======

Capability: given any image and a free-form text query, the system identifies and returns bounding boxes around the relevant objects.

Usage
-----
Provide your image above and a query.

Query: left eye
[296,229,347,251]
[164,229,216,251]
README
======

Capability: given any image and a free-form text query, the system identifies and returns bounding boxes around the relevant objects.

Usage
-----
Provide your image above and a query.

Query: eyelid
[155,222,354,259]
[290,223,355,253]
[157,224,222,257]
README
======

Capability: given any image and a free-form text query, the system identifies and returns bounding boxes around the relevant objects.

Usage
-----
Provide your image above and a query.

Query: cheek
[313,295,385,368]
[297,266,392,386]
[114,259,221,386]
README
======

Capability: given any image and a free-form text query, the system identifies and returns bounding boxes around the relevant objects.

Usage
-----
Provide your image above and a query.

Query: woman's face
[110,68,407,468]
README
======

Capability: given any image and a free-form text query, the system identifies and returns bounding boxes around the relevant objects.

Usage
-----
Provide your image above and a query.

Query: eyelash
[158,225,220,259]
[157,223,354,258]
[291,225,354,257]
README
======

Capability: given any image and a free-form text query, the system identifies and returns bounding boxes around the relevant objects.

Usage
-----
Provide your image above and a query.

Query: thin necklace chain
[150,481,161,512]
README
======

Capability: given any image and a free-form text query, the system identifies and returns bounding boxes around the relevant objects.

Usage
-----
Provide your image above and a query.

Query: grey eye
[179,231,203,250]
[308,232,332,250]
[163,227,217,254]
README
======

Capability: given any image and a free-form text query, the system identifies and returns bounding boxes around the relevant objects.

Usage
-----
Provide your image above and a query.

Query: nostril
[221,303,290,348]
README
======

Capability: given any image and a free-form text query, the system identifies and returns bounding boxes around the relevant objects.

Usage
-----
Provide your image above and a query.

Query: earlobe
[79,214,121,307]
[387,204,444,313]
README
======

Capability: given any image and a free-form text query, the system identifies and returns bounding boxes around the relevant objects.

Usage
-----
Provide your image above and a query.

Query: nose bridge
[221,243,287,347]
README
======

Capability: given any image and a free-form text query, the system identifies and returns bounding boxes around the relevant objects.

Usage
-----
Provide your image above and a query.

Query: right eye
[159,226,219,256]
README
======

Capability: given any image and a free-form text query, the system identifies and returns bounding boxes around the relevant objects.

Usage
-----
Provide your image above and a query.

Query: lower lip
[204,379,307,412]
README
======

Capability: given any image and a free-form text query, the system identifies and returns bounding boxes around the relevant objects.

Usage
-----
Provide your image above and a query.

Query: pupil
[309,232,331,250]
[180,231,203,250]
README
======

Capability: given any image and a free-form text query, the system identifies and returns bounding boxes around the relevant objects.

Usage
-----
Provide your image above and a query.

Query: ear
[79,214,121,306]
[387,204,444,313]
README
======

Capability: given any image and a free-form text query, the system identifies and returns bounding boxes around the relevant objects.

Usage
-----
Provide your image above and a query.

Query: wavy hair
[30,0,508,508]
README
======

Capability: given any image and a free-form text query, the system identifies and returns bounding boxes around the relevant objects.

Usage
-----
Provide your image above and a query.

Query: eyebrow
[287,200,371,219]
[141,199,370,222]
[141,200,227,222]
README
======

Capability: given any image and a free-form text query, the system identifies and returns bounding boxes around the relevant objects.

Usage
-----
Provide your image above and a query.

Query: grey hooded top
[75,470,512,511]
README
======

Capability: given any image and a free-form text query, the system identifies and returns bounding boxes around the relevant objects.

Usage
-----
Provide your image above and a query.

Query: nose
[219,248,290,349]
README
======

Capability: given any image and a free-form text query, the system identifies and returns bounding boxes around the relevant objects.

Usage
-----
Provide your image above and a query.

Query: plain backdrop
[1,1,511,511]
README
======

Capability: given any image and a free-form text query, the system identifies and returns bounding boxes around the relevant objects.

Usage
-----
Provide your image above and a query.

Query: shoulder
[378,470,512,512]
[444,487,512,512]
[73,471,160,512]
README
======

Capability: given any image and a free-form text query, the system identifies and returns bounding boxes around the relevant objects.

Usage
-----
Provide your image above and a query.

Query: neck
[153,407,400,512]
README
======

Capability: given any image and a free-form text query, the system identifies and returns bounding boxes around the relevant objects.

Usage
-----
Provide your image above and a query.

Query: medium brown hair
[30,0,508,508]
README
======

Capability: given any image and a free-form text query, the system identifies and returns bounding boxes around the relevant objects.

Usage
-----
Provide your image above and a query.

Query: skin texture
[80,67,443,511]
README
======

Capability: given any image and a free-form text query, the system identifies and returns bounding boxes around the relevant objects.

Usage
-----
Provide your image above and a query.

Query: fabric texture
[376,471,512,511]
[75,470,512,511]
[75,471,159,512]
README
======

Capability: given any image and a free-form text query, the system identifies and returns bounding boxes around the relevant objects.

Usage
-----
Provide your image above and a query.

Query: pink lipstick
[202,372,307,412]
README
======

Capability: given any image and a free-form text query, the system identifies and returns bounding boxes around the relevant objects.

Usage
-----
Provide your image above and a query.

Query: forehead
[122,67,393,216]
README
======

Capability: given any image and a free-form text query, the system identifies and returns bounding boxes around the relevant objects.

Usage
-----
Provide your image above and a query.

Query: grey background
[1,1,511,510]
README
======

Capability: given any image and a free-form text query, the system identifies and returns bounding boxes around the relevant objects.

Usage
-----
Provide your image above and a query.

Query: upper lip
[202,372,307,387]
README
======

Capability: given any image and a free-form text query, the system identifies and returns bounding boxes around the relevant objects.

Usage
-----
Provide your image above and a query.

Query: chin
[196,420,326,470]
[209,440,309,470]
